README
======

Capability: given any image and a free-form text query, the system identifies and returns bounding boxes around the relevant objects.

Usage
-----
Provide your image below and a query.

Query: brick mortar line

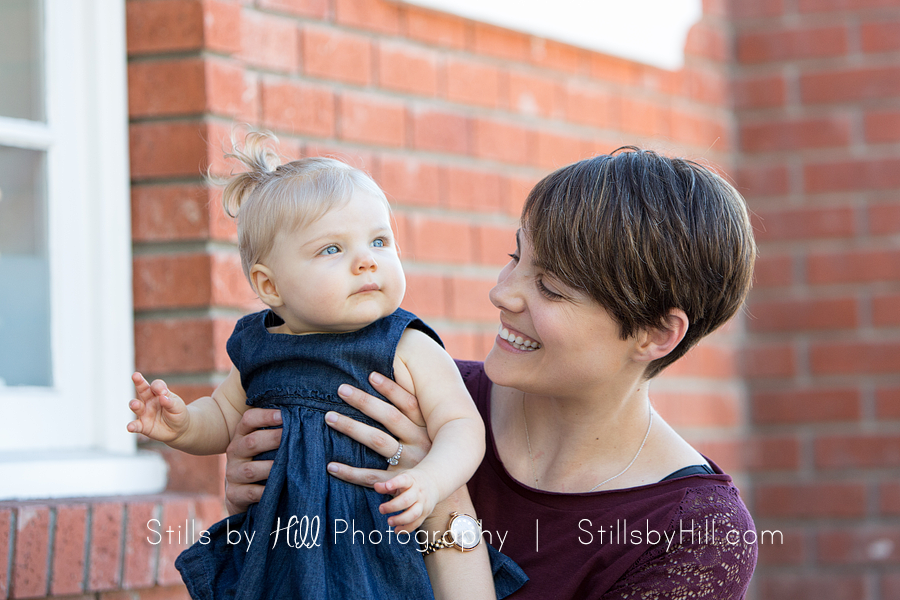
[150,503,162,588]
[394,206,519,224]
[82,506,92,597]
[128,115,209,126]
[126,51,206,64]
[44,508,55,598]
[136,372,226,387]
[748,421,900,439]
[5,509,14,600]
[131,242,215,256]
[735,9,883,31]
[128,178,207,187]
[132,307,243,322]
[116,506,127,593]
[731,47,900,72]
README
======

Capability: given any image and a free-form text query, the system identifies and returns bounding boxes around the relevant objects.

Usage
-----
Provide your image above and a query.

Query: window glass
[0,0,45,121]
[0,145,51,386]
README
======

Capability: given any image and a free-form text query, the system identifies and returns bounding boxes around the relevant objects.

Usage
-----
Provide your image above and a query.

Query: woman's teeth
[499,326,542,351]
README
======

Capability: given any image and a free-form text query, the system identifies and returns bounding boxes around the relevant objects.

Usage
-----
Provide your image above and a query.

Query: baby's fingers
[374,472,412,496]
[149,378,172,399]
[386,502,425,532]
[132,372,153,400]
[379,486,417,517]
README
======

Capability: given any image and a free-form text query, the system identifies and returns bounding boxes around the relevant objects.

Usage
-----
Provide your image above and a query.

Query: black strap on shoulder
[659,464,715,482]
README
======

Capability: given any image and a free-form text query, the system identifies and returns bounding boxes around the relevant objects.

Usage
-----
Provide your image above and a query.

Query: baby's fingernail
[327,463,338,473]
[370,372,383,385]
[338,384,351,397]
[272,411,282,424]
[325,412,338,424]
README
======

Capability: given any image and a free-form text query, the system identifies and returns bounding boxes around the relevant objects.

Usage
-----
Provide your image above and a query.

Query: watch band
[421,512,482,556]
[422,533,457,556]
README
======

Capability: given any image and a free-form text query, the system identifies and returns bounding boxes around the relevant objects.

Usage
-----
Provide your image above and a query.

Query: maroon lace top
[458,361,757,599]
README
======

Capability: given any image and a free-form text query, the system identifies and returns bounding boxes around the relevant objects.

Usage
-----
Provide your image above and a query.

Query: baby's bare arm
[392,330,486,506]
[129,366,249,455]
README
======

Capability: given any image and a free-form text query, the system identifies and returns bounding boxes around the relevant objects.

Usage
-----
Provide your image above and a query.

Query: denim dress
[176,308,439,600]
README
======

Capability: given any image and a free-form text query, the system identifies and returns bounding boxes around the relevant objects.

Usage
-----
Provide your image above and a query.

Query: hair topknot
[216,129,283,219]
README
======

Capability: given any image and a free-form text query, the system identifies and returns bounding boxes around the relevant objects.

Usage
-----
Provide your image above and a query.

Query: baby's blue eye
[321,245,340,255]
[372,238,385,247]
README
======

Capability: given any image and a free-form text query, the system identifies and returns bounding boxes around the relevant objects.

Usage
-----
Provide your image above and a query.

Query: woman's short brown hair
[522,147,757,379]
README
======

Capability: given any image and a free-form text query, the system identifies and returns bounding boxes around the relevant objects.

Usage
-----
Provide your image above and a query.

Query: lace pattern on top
[604,485,758,600]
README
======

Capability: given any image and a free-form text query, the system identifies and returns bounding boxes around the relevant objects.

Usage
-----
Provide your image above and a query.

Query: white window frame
[0,0,166,500]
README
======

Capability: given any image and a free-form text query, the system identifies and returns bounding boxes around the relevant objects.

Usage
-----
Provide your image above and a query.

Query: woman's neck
[492,380,656,493]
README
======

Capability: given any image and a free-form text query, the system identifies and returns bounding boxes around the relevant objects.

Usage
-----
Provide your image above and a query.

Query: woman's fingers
[228,408,283,460]
[335,383,430,453]
[326,461,393,489]
[367,372,426,428]
[233,408,283,439]
[224,480,267,516]
[223,408,283,516]
[324,411,410,463]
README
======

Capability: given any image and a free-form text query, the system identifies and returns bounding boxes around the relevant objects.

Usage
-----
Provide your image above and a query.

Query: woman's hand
[325,372,431,492]
[223,407,283,515]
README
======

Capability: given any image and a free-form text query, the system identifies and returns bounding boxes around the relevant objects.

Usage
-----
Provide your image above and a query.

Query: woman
[222,148,758,598]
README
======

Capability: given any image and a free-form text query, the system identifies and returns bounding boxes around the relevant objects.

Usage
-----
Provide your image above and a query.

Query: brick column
[733,0,900,598]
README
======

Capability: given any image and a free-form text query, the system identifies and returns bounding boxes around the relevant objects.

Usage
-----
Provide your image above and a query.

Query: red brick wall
[0,0,800,600]
[0,496,221,600]
[734,0,900,598]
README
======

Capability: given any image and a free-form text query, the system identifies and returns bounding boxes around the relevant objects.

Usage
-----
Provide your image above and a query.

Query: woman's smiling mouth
[498,324,542,351]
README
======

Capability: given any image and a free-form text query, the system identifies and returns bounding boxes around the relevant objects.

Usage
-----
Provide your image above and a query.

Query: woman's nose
[489,262,523,313]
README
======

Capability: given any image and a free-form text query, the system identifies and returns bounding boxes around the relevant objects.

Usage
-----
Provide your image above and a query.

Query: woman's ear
[633,309,689,364]
[249,264,283,307]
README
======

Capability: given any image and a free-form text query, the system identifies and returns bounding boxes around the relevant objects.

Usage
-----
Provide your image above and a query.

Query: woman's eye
[372,238,385,248]
[320,245,340,255]
[507,252,520,262]
[536,278,563,300]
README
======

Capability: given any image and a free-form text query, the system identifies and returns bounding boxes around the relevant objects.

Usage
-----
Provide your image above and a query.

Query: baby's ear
[249,264,283,307]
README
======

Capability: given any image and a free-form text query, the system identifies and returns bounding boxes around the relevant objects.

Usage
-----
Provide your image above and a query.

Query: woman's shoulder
[454,359,486,383]
[607,479,757,599]
[453,360,490,412]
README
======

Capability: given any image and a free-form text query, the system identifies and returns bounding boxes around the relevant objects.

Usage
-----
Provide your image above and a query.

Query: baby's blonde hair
[216,129,389,282]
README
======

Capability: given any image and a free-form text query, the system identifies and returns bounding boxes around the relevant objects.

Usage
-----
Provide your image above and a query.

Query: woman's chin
[484,344,525,387]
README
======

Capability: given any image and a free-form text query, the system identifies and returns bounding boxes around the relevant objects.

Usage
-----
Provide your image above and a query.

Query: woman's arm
[420,486,497,600]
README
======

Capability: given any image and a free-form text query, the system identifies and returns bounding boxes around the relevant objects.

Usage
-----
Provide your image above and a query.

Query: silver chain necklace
[523,395,654,493]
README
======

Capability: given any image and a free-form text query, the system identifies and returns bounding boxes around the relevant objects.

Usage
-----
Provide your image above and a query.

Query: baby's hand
[127,372,190,443]
[374,469,440,534]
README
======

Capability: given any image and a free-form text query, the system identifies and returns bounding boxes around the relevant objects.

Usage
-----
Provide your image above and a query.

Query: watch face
[449,515,481,550]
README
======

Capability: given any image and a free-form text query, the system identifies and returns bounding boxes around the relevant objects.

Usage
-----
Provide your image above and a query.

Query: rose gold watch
[422,512,482,555]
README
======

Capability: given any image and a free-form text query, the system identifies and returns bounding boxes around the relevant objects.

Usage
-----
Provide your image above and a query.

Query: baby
[128,130,485,600]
